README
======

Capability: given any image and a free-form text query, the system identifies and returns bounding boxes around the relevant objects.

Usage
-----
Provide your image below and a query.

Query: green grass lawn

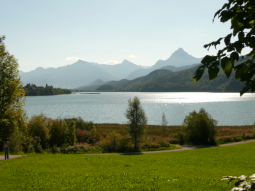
[1,142,255,190]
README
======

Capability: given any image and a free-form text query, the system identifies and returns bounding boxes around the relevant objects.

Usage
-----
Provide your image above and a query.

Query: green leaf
[224,34,232,46]
[249,20,254,26]
[248,37,255,47]
[238,32,244,40]
[221,57,232,78]
[240,84,252,96]
[193,66,205,82]
[236,0,243,5]
[240,72,254,81]
[213,9,222,21]
[235,60,254,79]
[201,55,212,65]
[233,41,243,53]
[220,11,233,22]
[208,66,220,80]
[230,52,239,62]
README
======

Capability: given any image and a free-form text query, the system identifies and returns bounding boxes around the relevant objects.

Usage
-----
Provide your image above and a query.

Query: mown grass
[1,142,255,190]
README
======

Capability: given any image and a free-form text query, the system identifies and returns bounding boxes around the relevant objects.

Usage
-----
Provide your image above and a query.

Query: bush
[99,133,132,152]
[156,137,170,147]
[181,108,217,145]
[49,119,65,147]
[233,136,242,142]
[21,136,35,153]
[65,117,94,131]
[140,141,160,149]
[86,128,100,145]
[27,114,51,149]
[76,129,88,143]
[52,145,60,153]
[33,136,43,153]
[9,127,23,153]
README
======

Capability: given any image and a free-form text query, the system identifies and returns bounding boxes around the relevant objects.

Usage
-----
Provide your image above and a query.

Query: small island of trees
[23,83,72,96]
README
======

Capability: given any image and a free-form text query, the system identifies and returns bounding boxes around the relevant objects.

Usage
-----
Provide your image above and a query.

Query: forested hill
[96,65,245,92]
[24,83,72,96]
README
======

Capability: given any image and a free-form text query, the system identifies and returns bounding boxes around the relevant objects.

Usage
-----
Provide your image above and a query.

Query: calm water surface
[24,92,255,126]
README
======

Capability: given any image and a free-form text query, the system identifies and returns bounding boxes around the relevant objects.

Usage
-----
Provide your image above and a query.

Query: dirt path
[0,155,27,161]
[87,140,255,155]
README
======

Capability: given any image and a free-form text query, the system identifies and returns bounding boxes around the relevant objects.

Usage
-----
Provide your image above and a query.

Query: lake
[24,92,255,126]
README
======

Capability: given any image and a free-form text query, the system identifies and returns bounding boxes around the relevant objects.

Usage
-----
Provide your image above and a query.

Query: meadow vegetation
[1,110,254,155]
[1,142,255,190]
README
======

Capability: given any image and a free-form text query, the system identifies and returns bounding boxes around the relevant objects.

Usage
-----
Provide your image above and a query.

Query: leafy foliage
[181,108,217,145]
[0,36,27,145]
[193,0,255,96]
[125,96,148,150]
[27,114,52,149]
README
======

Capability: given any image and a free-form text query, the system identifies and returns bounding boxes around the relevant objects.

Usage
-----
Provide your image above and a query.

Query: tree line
[23,83,72,96]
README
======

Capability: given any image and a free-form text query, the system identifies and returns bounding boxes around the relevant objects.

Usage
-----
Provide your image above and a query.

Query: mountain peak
[177,48,184,51]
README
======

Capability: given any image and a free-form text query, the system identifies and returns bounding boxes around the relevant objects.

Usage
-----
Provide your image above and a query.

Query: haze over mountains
[20,48,202,89]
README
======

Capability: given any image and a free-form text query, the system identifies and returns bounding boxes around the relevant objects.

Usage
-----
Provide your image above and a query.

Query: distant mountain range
[96,66,245,92]
[19,48,203,88]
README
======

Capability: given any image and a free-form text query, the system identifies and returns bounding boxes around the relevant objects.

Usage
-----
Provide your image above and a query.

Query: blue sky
[2,0,238,72]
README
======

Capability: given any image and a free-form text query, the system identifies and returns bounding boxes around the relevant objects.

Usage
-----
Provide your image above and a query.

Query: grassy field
[1,142,255,190]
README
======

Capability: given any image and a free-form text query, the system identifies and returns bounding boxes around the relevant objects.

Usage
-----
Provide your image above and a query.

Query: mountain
[160,63,199,72]
[97,64,245,92]
[126,48,202,80]
[20,60,117,88]
[151,48,202,70]
[76,79,106,90]
[93,60,142,80]
[20,59,142,88]
[19,48,203,88]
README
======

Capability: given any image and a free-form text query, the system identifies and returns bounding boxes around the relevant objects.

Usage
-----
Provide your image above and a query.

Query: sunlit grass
[1,142,255,190]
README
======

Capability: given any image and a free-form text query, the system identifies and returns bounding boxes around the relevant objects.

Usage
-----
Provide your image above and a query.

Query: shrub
[27,114,51,149]
[86,128,100,145]
[140,140,160,149]
[33,136,43,153]
[156,137,170,147]
[169,138,179,144]
[52,145,60,153]
[49,119,65,147]
[233,136,242,142]
[76,129,87,143]
[65,117,94,131]
[181,108,217,145]
[21,136,35,153]
[9,126,23,153]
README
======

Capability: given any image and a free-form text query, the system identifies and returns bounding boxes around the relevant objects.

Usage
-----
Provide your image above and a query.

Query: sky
[1,0,243,72]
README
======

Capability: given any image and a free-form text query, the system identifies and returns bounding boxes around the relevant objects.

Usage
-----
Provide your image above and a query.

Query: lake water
[24,92,255,126]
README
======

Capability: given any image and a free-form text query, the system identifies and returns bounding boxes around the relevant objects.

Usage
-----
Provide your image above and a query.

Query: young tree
[161,112,168,136]
[0,36,26,143]
[193,0,255,96]
[125,96,147,150]
[182,108,217,145]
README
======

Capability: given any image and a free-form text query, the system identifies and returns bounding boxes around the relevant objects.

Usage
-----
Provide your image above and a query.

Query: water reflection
[25,92,255,126]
